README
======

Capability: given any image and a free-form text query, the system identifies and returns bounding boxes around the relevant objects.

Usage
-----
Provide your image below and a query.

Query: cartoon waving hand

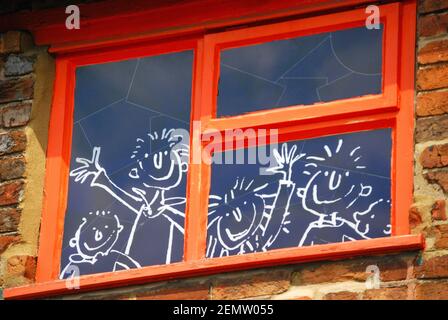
[266,143,304,182]
[70,147,104,185]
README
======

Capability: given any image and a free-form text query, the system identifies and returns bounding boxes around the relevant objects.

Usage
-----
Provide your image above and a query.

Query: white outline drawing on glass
[63,129,189,278]
[60,210,141,279]
[297,139,389,246]
[207,144,303,257]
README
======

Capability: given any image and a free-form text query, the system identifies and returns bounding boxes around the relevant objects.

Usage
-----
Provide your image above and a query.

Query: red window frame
[4,1,423,299]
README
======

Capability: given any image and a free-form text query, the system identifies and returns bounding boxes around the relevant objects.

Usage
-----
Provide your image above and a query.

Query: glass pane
[60,50,193,278]
[217,25,383,117]
[207,129,391,258]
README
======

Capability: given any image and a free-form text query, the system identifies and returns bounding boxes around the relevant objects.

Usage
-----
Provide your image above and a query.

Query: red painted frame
[4,0,422,299]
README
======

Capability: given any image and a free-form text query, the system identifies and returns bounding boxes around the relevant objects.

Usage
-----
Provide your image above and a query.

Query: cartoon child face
[213,192,265,251]
[70,211,123,259]
[128,129,188,191]
[297,168,352,218]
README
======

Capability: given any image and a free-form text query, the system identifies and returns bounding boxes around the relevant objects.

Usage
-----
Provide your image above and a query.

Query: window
[4,1,422,298]
[61,50,193,276]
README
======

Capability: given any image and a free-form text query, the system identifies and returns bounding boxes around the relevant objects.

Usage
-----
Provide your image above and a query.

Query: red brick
[417,64,448,91]
[0,130,27,155]
[292,296,313,300]
[419,0,448,13]
[415,281,448,299]
[293,255,409,285]
[0,180,24,206]
[420,143,448,168]
[415,255,448,279]
[0,207,21,233]
[363,287,408,300]
[1,102,32,127]
[324,291,358,300]
[136,285,210,300]
[0,156,25,181]
[0,31,21,54]
[0,76,34,104]
[0,235,20,254]
[425,170,448,193]
[416,114,448,142]
[417,91,448,117]
[7,255,36,281]
[419,39,448,65]
[432,200,447,220]
[409,206,423,229]
[419,12,448,37]
[433,224,448,249]
[212,270,290,300]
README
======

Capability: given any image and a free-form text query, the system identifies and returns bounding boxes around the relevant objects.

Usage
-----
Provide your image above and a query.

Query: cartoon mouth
[312,185,341,204]
[148,160,175,181]
[83,231,115,251]
[225,228,250,242]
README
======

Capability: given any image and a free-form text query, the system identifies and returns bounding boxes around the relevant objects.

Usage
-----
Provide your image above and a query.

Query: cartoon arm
[259,144,304,250]
[70,147,144,215]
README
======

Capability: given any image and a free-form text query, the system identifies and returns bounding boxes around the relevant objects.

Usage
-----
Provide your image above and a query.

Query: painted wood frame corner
[3,0,421,300]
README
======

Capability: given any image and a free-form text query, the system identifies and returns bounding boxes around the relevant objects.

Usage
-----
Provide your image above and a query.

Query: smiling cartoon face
[70,211,123,259]
[216,194,265,250]
[298,168,353,218]
[297,139,372,219]
[128,129,189,191]
[208,178,267,251]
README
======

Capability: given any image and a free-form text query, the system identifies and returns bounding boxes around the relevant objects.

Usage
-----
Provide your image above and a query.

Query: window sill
[3,234,424,299]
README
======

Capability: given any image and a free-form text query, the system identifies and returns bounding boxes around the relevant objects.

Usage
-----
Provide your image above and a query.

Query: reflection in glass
[218,26,383,117]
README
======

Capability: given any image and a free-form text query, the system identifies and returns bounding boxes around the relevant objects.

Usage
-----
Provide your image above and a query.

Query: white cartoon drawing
[207,144,303,257]
[60,210,141,279]
[63,127,391,275]
[66,128,189,272]
[296,139,389,246]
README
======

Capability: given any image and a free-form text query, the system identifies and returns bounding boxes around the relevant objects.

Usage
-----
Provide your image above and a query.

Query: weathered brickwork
[2,0,448,300]
[0,30,34,290]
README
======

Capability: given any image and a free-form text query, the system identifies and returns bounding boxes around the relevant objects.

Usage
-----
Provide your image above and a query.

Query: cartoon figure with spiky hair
[69,128,189,265]
[60,210,141,279]
[297,139,390,246]
[207,144,303,257]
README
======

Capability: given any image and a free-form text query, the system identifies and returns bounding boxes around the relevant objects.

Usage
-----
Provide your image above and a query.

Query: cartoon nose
[95,229,103,241]
[232,208,242,222]
[329,171,342,190]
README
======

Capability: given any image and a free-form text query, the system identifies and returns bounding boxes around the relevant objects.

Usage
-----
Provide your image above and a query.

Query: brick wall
[1,0,448,300]
[0,30,53,297]
[0,31,35,294]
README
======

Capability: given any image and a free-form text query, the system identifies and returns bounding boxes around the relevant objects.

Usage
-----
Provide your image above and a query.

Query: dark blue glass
[207,129,392,258]
[218,25,383,117]
[60,50,193,278]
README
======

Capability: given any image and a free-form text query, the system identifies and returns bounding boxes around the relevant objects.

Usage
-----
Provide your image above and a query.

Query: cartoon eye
[92,227,96,231]
[164,150,168,156]
[243,201,247,205]
[105,225,108,229]
[129,168,140,179]
[345,172,350,177]
[324,171,329,176]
